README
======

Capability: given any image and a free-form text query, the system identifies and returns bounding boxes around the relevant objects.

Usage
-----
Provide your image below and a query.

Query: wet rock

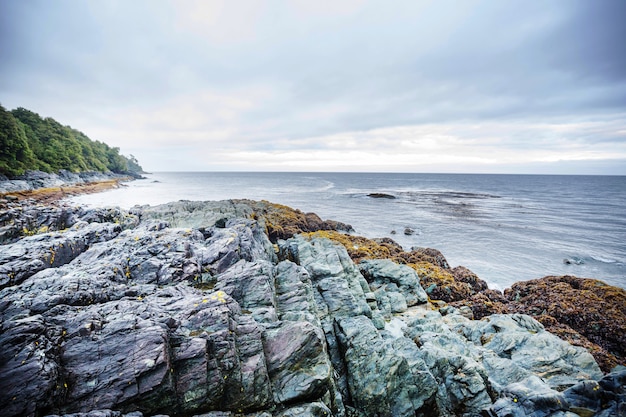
[366,193,396,199]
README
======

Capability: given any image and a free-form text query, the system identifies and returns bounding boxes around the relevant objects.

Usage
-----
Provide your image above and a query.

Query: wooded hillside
[0,105,142,177]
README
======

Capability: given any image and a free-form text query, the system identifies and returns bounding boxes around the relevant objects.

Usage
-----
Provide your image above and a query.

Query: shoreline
[0,169,143,205]
[0,178,129,204]
[0,188,624,416]
[1,181,624,372]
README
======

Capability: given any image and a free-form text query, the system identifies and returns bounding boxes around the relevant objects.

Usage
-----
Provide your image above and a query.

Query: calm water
[69,172,626,290]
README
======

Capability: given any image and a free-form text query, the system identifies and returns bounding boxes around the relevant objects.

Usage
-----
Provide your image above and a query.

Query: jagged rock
[263,321,332,404]
[0,199,620,417]
[0,170,127,193]
[334,315,437,417]
[405,311,494,416]
[488,376,570,417]
[358,259,429,308]
[454,314,603,390]
[44,411,147,417]
[280,235,373,321]
[0,221,122,289]
[275,402,333,417]
[273,260,320,325]
[505,275,626,371]
[137,200,353,242]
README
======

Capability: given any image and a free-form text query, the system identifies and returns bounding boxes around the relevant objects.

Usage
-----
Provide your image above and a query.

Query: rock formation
[0,199,624,417]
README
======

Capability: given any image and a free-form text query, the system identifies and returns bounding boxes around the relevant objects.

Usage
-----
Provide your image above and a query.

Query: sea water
[69,172,626,290]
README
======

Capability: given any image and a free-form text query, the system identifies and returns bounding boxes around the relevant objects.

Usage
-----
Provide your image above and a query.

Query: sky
[1,0,625,174]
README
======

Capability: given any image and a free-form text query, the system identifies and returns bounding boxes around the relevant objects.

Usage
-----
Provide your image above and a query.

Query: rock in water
[366,193,396,199]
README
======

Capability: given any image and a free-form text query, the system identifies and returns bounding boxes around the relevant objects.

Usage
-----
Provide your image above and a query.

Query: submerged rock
[366,193,396,199]
[0,199,622,417]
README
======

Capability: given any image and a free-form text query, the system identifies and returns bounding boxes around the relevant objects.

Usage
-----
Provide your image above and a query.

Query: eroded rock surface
[0,200,622,417]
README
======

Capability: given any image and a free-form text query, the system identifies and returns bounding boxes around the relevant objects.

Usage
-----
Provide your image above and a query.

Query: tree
[6,106,144,176]
[0,105,35,176]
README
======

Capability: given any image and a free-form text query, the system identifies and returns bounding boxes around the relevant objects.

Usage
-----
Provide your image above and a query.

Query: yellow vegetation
[301,230,393,262]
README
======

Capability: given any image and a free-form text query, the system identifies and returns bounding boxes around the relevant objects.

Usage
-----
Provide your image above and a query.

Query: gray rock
[562,369,626,417]
[359,258,428,307]
[273,260,320,325]
[0,170,128,193]
[0,199,616,417]
[263,321,332,404]
[215,260,278,323]
[275,402,333,417]
[488,376,569,417]
[0,221,122,289]
[455,314,603,390]
[135,200,256,229]
[280,235,372,320]
[335,315,437,417]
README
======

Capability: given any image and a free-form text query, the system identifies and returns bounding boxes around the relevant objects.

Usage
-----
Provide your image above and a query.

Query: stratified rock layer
[0,200,623,417]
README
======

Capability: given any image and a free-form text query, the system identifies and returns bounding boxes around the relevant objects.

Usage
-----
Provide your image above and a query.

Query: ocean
[69,172,626,291]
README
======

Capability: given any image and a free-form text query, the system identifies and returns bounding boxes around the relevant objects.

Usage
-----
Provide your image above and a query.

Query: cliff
[0,199,624,417]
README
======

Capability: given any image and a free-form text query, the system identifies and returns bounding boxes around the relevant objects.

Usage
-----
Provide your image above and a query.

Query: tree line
[0,104,143,177]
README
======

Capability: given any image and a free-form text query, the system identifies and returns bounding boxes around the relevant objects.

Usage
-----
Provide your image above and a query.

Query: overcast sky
[1,0,625,174]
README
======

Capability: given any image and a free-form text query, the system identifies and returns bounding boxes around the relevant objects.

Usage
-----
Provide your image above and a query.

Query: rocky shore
[0,197,624,417]
[0,170,142,204]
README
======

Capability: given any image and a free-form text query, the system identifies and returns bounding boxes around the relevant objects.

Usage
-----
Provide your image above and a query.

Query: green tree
[0,105,35,176]
[5,106,143,177]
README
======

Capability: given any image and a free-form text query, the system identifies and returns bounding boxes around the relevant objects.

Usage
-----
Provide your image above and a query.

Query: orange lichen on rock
[241,200,353,242]
[301,230,394,262]
[300,227,626,373]
[301,230,489,303]
[409,261,475,302]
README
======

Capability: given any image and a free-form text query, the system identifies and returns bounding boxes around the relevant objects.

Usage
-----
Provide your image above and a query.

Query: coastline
[0,170,142,205]
[0,184,624,416]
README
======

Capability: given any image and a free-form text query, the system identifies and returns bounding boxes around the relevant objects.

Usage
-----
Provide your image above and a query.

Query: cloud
[0,0,625,174]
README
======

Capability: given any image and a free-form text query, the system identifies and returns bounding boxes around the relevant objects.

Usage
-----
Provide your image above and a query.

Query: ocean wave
[590,255,620,264]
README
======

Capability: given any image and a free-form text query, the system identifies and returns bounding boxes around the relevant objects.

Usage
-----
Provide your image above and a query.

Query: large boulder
[334,315,437,416]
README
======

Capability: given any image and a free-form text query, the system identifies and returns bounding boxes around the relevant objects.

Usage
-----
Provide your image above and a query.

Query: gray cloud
[1,0,625,173]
